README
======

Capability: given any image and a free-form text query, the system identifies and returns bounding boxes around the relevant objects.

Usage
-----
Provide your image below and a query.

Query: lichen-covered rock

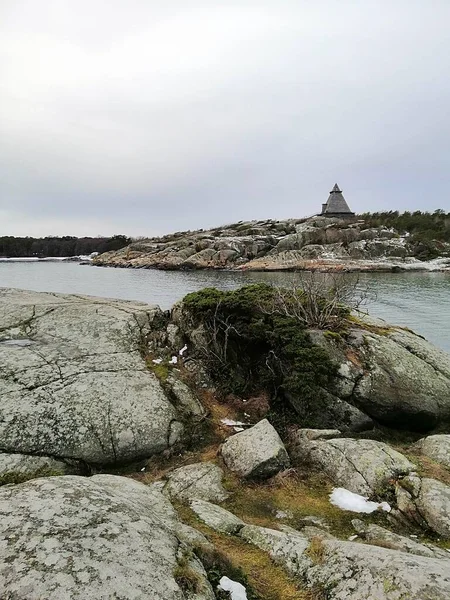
[0,289,184,465]
[239,523,450,599]
[0,451,79,484]
[415,434,450,468]
[220,419,290,479]
[190,499,244,535]
[310,324,450,432]
[0,474,214,600]
[352,330,450,430]
[166,373,206,418]
[162,462,229,503]
[291,436,415,495]
[396,475,450,538]
[351,519,449,559]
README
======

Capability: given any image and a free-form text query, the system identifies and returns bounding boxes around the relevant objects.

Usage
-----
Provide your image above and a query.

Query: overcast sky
[1,1,450,237]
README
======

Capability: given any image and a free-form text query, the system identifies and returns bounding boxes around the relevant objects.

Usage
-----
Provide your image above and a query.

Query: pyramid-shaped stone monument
[321,184,355,218]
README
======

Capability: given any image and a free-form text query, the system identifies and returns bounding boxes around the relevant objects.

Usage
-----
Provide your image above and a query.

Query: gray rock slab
[162,462,229,503]
[396,475,450,538]
[292,437,415,495]
[190,499,244,535]
[239,523,450,599]
[220,419,290,479]
[351,519,449,559]
[353,330,450,430]
[0,474,213,600]
[0,451,79,483]
[415,434,450,469]
[0,288,184,465]
[166,373,206,418]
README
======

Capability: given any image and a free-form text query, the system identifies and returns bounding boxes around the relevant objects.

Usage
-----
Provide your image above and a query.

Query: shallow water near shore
[0,261,449,352]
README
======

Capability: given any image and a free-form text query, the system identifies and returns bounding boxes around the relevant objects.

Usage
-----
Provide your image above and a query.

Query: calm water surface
[1,262,449,352]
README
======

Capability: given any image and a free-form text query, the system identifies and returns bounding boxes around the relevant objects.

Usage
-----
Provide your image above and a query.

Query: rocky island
[1,284,450,599]
[93,190,450,273]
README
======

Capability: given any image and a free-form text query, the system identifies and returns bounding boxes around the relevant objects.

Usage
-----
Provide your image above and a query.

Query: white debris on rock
[152,358,163,364]
[169,356,178,364]
[218,576,248,600]
[179,344,188,356]
[330,488,391,514]
[221,418,246,427]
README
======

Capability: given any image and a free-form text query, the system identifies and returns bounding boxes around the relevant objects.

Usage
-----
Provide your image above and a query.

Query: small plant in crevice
[173,550,203,594]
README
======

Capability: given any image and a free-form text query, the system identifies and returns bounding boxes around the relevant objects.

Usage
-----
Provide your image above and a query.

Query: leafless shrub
[260,272,375,330]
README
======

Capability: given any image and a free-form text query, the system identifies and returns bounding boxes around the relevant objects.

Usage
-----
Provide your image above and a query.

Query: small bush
[181,283,339,427]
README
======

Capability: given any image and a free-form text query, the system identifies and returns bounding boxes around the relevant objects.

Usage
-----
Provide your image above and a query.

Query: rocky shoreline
[1,286,450,599]
[92,215,450,273]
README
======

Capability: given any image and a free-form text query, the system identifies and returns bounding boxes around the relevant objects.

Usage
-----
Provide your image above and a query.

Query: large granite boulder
[0,288,184,466]
[414,434,450,468]
[220,419,290,479]
[311,323,450,432]
[396,475,450,538]
[291,434,415,495]
[0,475,214,600]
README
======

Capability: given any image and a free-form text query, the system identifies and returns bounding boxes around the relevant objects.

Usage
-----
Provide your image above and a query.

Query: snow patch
[179,344,188,356]
[169,356,178,365]
[218,576,248,600]
[329,488,391,514]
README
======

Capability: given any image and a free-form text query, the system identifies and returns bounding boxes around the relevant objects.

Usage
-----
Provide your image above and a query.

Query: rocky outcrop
[0,475,214,600]
[0,288,185,467]
[220,419,290,479]
[93,216,450,272]
[351,519,449,559]
[161,462,229,503]
[291,434,415,495]
[414,434,450,468]
[241,525,450,599]
[186,500,450,599]
[395,475,450,538]
[309,320,450,431]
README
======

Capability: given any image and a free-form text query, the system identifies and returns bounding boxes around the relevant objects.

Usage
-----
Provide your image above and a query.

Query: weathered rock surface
[205,513,450,599]
[245,526,450,600]
[396,475,450,538]
[0,451,79,483]
[311,324,450,431]
[165,373,206,419]
[351,519,449,559]
[291,434,415,495]
[93,216,450,272]
[0,288,184,466]
[220,419,290,479]
[0,474,214,600]
[415,434,450,468]
[190,499,245,534]
[161,462,229,503]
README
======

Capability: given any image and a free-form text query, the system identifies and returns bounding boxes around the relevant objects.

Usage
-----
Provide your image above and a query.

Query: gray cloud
[1,0,450,236]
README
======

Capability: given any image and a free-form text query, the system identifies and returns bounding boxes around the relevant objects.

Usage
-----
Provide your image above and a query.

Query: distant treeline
[359,210,450,243]
[0,235,131,258]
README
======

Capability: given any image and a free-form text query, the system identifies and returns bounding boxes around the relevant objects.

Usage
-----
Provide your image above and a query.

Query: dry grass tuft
[306,536,326,565]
